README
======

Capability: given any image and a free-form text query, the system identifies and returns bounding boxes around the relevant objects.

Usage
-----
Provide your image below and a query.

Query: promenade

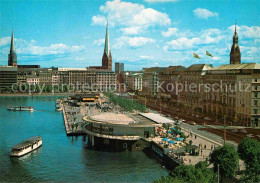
[62,102,86,136]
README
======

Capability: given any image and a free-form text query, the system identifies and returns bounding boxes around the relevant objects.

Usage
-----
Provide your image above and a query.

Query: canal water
[0,96,167,182]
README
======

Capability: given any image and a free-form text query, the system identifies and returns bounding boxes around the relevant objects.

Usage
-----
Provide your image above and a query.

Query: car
[204,117,212,121]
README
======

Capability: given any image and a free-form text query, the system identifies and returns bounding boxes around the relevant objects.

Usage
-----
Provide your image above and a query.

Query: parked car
[204,117,212,121]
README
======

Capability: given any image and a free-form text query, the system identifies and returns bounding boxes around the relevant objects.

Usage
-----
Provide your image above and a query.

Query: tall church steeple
[230,22,241,64]
[102,20,112,71]
[8,30,17,66]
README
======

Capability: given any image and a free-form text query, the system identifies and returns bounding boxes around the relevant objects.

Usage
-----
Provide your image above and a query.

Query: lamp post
[217,164,220,183]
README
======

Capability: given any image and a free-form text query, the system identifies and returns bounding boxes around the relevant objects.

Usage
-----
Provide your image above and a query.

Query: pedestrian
[189,159,191,164]
[211,145,213,151]
[204,144,206,149]
[195,135,197,139]
[201,149,203,155]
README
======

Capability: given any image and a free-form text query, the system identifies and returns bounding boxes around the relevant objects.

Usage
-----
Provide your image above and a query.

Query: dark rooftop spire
[10,29,15,53]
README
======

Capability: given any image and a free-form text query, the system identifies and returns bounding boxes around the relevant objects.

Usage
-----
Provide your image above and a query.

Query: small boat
[10,136,42,157]
[56,104,62,111]
[56,99,62,104]
[7,106,34,111]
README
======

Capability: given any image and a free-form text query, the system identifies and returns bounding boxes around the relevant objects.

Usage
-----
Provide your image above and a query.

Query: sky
[0,0,259,71]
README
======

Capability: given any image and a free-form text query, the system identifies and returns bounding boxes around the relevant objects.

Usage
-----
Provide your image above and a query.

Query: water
[0,96,167,182]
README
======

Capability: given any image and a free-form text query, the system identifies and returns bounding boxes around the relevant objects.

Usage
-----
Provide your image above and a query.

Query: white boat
[10,136,42,157]
[7,106,34,111]
[56,99,62,104]
[56,104,62,111]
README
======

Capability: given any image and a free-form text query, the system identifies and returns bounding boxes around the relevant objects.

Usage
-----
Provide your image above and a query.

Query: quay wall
[143,141,182,171]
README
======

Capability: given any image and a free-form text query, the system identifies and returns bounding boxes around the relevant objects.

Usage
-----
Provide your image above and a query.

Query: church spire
[230,21,241,64]
[8,29,17,67]
[104,20,110,57]
[101,20,112,71]
[10,29,15,53]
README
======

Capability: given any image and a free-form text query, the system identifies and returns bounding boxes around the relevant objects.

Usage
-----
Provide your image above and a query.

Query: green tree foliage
[46,85,52,93]
[103,92,146,112]
[237,137,260,182]
[209,145,239,179]
[154,161,216,183]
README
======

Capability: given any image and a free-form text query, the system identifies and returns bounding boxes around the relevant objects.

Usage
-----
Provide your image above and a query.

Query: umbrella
[168,140,176,144]
[170,127,175,130]
[176,137,183,141]
[162,138,169,141]
[167,131,172,134]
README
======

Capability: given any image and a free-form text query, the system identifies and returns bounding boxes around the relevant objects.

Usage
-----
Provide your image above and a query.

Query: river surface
[0,96,167,182]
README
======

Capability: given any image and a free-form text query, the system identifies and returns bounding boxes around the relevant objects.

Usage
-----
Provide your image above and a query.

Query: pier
[62,102,86,136]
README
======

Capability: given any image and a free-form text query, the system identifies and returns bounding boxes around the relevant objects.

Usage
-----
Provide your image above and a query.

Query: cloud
[17,42,85,56]
[92,0,171,35]
[228,25,260,39]
[144,0,179,2]
[193,8,218,19]
[91,15,107,26]
[161,27,178,37]
[93,38,105,46]
[164,28,225,50]
[0,37,11,47]
[0,38,85,58]
[121,26,144,35]
[114,36,155,48]
[139,55,154,59]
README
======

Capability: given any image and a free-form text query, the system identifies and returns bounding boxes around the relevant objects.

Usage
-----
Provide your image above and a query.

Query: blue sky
[0,0,259,70]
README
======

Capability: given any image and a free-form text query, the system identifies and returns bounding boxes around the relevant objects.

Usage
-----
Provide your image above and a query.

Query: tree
[46,85,52,93]
[237,137,260,182]
[154,161,216,183]
[209,145,239,180]
[189,140,193,145]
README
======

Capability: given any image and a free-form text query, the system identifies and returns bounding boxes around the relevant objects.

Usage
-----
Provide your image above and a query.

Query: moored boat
[10,136,42,157]
[7,106,34,111]
[56,99,62,111]
[56,104,62,111]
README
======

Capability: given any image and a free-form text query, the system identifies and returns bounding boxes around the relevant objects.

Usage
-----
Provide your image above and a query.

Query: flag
[193,52,200,59]
[206,50,213,57]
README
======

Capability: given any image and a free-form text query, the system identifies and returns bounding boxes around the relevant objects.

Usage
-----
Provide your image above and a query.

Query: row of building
[0,23,123,91]
[124,26,259,127]
[0,24,259,127]
[125,63,259,127]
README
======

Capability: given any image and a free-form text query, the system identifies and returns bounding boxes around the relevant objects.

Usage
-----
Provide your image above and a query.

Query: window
[123,143,127,148]
[254,100,258,106]
[255,86,258,91]
[255,78,258,82]
[255,92,258,98]
[254,109,258,114]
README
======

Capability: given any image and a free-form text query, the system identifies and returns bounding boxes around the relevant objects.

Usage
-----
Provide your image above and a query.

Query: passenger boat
[10,136,42,157]
[7,106,34,111]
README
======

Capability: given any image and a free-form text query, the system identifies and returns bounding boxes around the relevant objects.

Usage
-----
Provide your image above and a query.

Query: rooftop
[139,113,174,124]
[89,112,135,124]
[83,112,162,127]
[186,64,212,71]
[209,63,260,70]
[11,136,41,149]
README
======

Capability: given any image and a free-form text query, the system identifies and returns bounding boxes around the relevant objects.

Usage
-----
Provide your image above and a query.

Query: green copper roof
[10,30,15,53]
[104,20,110,57]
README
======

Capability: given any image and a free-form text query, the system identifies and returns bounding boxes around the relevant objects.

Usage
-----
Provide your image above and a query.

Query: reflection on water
[11,147,42,162]
[0,96,167,182]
